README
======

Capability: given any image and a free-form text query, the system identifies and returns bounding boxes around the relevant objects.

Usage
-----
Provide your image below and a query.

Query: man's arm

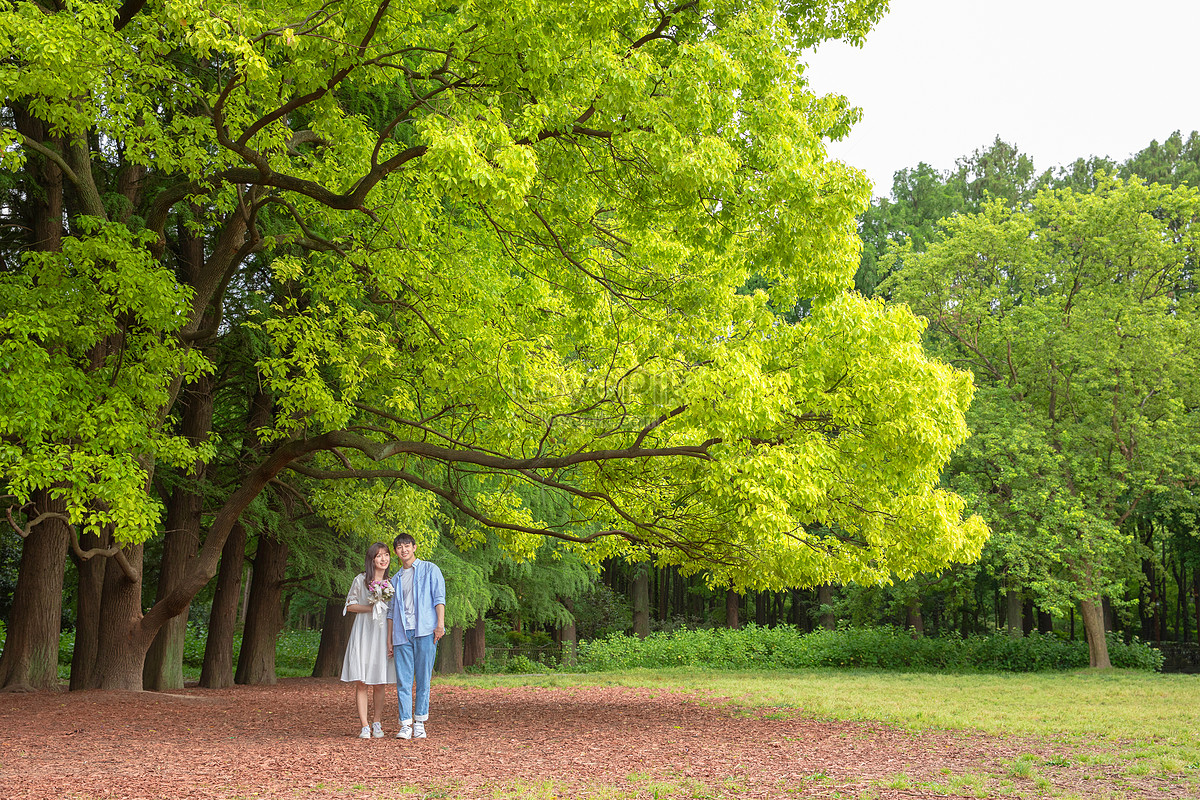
[387,618,394,658]
[434,603,445,642]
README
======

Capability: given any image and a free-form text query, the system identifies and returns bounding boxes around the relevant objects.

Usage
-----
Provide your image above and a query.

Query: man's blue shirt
[386,559,445,644]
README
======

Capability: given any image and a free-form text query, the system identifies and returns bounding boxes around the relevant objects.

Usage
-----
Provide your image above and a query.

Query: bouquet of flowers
[367,579,394,626]
[367,579,394,604]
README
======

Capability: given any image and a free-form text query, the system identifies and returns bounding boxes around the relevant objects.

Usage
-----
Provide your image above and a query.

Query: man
[386,533,446,739]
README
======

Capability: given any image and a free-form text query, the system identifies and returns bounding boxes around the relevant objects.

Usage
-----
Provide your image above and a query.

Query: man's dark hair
[393,532,416,549]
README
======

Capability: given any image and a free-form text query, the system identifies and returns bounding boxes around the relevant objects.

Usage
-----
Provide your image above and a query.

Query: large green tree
[885,178,1200,667]
[0,0,987,690]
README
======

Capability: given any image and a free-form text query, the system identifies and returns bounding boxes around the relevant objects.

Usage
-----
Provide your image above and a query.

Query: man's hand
[433,625,445,642]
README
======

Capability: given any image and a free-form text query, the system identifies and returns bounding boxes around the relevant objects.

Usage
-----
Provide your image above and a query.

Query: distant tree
[951,136,1040,209]
[857,162,968,295]
[858,137,1037,296]
[1121,130,1200,189]
[885,177,1200,667]
[1040,155,1120,194]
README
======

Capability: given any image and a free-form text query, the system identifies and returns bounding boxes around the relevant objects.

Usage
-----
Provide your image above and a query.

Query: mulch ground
[0,677,1185,799]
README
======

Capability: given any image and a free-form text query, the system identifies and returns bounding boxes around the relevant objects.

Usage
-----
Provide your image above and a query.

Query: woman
[340,541,396,738]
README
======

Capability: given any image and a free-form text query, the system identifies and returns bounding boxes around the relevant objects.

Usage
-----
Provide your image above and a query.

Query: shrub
[575,625,1164,673]
[504,654,540,674]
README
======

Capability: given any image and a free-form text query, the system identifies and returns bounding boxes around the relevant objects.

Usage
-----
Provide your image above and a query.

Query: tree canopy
[0,0,990,688]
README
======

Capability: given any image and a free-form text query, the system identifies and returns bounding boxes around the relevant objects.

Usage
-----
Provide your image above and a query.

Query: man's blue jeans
[394,632,437,725]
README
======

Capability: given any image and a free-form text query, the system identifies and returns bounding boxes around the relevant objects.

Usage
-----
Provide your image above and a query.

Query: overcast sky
[802,0,1200,196]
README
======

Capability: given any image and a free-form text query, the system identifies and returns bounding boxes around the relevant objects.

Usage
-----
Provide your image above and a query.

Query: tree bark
[558,600,578,669]
[435,625,464,674]
[311,593,353,678]
[235,534,289,685]
[1080,598,1112,668]
[87,545,150,690]
[143,374,213,691]
[69,529,106,691]
[630,566,649,639]
[463,614,486,668]
[904,597,924,637]
[1193,568,1200,646]
[1005,588,1023,638]
[1037,607,1054,635]
[724,589,740,630]
[818,584,836,630]
[789,589,803,628]
[754,591,767,626]
[199,522,246,688]
[0,490,70,692]
[141,513,195,691]
[657,568,669,621]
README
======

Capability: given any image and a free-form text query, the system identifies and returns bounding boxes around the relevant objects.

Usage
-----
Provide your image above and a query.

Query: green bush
[504,654,541,674]
[575,625,1165,673]
[275,629,321,676]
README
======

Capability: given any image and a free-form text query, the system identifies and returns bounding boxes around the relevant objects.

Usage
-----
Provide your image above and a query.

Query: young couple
[340,533,446,740]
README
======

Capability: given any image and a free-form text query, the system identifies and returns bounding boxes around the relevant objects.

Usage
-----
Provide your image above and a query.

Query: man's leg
[394,638,415,731]
[412,634,437,722]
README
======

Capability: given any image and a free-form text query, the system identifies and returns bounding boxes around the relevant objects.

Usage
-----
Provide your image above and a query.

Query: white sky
[802,0,1200,197]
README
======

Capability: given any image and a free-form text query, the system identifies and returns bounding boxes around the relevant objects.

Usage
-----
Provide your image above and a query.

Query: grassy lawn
[441,668,1200,797]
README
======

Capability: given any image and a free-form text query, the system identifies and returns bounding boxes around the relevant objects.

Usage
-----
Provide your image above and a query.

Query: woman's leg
[371,683,386,725]
[355,681,370,727]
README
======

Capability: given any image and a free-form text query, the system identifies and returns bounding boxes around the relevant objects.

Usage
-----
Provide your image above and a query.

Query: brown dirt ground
[0,677,1185,799]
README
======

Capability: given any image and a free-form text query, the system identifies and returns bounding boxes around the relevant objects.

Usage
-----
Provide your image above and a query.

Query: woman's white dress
[339,573,396,685]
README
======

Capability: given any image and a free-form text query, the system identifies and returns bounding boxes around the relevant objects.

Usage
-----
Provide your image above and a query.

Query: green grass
[439,667,1200,793]
[438,667,1200,743]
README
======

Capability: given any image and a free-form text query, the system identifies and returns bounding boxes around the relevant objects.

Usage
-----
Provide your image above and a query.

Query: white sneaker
[358,726,371,739]
[412,721,426,739]
[371,722,384,738]
[396,724,412,739]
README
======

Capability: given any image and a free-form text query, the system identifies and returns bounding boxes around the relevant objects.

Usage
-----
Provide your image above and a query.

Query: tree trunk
[1193,568,1200,646]
[1080,598,1112,668]
[724,589,740,629]
[1102,595,1117,636]
[435,625,464,674]
[754,591,767,626]
[87,545,151,690]
[69,529,106,691]
[141,518,194,691]
[0,490,70,691]
[789,589,804,628]
[1037,607,1053,635]
[558,598,577,668]
[463,614,487,668]
[630,566,649,639]
[143,374,213,691]
[199,521,246,688]
[657,568,669,621]
[1138,522,1156,641]
[311,593,353,678]
[235,534,289,685]
[818,584,836,630]
[1005,588,1023,638]
[904,597,924,636]
[1177,567,1189,644]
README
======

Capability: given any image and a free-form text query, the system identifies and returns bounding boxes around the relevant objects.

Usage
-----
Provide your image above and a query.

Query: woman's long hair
[363,541,390,582]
